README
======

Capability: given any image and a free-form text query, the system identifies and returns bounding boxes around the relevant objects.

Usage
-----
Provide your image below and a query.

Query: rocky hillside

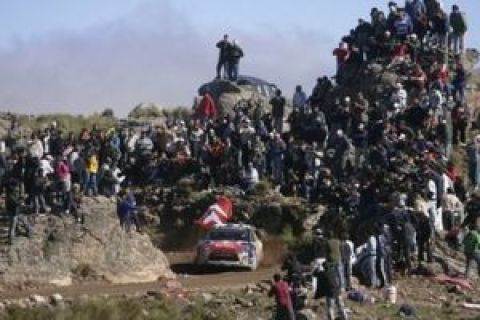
[0,197,173,287]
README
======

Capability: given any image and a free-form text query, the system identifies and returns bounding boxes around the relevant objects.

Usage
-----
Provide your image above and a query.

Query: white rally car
[195,224,264,270]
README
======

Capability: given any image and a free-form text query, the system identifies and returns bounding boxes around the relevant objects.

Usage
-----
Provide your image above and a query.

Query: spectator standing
[270,89,286,134]
[463,224,480,279]
[333,42,350,73]
[6,177,31,244]
[268,273,295,320]
[216,34,231,79]
[85,153,99,196]
[292,85,307,113]
[449,5,468,55]
[227,40,244,81]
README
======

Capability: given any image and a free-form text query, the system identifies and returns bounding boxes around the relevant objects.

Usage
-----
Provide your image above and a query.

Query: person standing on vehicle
[216,34,231,79]
[270,89,286,134]
[227,40,244,81]
[269,273,296,320]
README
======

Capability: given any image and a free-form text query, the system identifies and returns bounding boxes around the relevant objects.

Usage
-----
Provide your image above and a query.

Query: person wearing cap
[449,5,468,54]
[216,34,231,79]
[227,39,244,81]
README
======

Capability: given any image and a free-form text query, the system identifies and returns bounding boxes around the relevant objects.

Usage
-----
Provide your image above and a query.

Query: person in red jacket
[333,42,350,72]
[196,92,217,119]
[269,273,295,320]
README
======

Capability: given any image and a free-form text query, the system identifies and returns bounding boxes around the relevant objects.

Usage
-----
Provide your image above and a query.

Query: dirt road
[0,252,278,300]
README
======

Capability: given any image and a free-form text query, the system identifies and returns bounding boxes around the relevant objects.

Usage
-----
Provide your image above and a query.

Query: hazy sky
[0,0,478,116]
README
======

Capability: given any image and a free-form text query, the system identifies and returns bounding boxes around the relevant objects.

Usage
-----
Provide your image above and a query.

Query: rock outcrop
[0,197,174,287]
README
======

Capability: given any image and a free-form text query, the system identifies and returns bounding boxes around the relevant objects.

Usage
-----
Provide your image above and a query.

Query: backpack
[463,230,480,256]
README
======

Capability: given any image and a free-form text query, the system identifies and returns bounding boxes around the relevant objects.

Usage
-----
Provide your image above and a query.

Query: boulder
[0,197,174,287]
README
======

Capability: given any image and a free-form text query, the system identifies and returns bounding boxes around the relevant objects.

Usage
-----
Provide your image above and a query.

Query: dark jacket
[228,45,244,64]
[216,40,231,62]
[270,96,286,118]
[6,178,22,214]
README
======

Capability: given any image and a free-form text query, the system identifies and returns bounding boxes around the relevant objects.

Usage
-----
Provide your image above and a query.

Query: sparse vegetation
[129,104,162,119]
[2,297,235,320]
[16,113,115,133]
[101,108,115,118]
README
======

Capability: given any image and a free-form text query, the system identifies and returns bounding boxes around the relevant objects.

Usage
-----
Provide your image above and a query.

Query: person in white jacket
[111,163,125,195]
[29,133,44,159]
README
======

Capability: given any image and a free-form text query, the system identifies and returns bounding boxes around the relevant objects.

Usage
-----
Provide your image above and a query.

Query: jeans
[418,237,433,263]
[229,63,239,81]
[452,82,466,102]
[368,255,379,288]
[450,33,465,54]
[216,59,229,79]
[326,295,348,320]
[271,157,284,184]
[33,194,48,213]
[273,116,284,133]
[85,173,98,196]
[465,251,480,279]
[8,213,32,243]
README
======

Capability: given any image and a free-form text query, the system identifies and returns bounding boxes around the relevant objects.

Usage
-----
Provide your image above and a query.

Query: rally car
[195,224,264,271]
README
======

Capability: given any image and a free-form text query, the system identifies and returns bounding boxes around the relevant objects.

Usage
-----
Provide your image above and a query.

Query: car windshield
[208,229,250,241]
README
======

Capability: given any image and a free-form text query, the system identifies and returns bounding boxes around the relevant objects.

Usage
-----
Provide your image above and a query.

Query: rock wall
[0,197,174,287]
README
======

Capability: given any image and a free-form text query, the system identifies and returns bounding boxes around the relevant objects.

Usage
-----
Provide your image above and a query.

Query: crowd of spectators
[1,2,478,302]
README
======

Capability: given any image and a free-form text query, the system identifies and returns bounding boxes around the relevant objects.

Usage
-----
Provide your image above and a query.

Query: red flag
[197,93,217,119]
[195,196,233,230]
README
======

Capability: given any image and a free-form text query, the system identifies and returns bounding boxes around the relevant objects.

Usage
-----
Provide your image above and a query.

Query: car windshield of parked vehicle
[208,229,250,241]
